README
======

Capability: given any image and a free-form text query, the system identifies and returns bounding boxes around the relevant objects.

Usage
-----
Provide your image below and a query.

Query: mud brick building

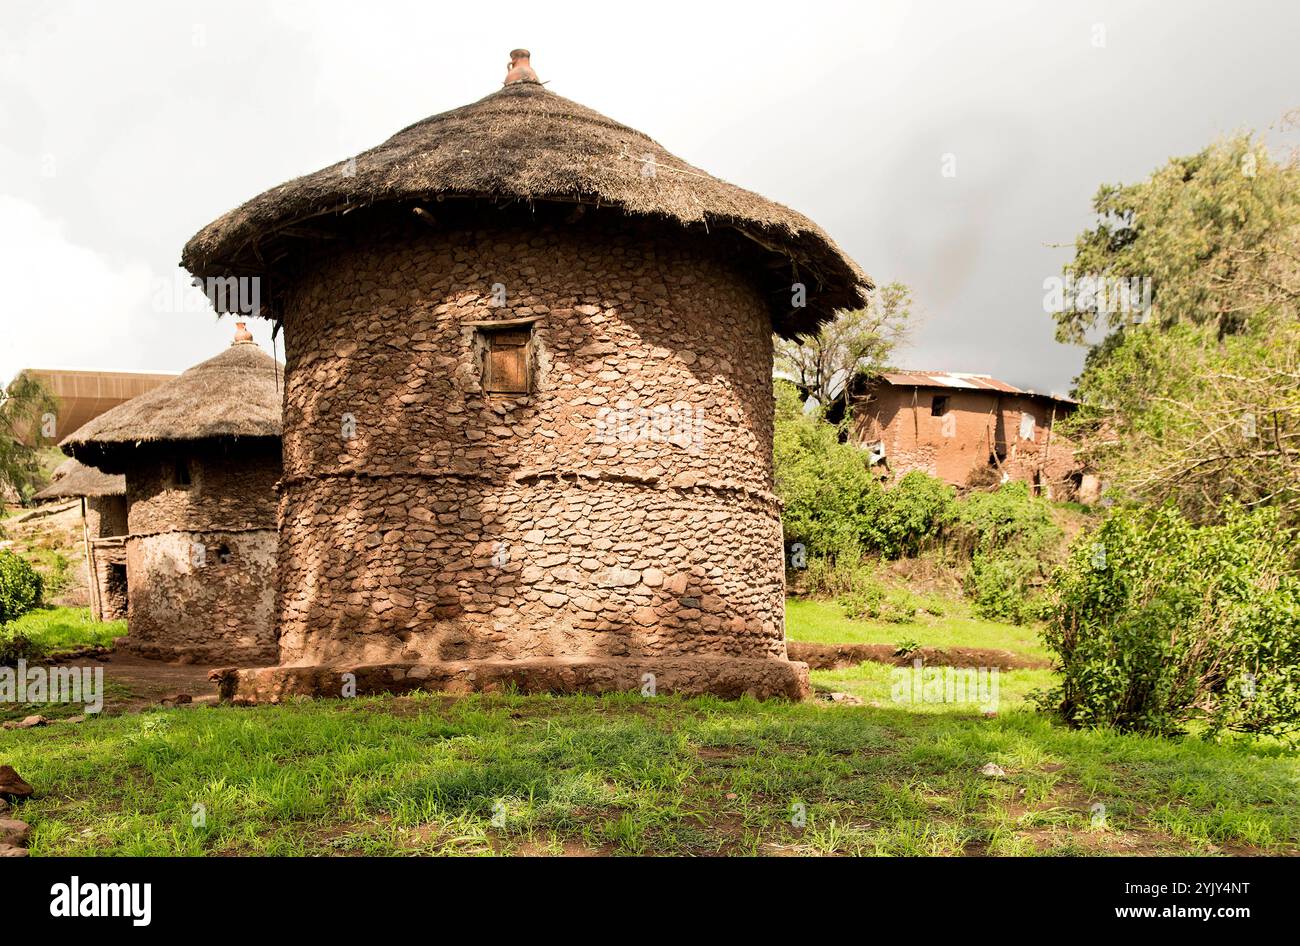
[32,458,129,621]
[61,326,283,663]
[845,371,1083,496]
[182,50,870,701]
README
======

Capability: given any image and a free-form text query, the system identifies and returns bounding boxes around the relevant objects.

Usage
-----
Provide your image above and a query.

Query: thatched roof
[61,338,282,469]
[182,74,871,336]
[31,458,124,501]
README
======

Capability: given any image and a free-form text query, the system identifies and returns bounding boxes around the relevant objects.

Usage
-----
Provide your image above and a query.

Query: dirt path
[46,652,221,713]
[788,640,1051,671]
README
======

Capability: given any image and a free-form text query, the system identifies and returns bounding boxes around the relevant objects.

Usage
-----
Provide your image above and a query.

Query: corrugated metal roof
[875,371,1076,403]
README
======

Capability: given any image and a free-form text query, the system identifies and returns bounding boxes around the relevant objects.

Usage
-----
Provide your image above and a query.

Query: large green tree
[774,281,914,414]
[1055,132,1300,527]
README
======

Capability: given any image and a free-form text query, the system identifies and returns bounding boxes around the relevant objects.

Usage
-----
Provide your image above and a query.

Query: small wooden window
[481,327,532,395]
[171,457,192,488]
[930,395,949,417]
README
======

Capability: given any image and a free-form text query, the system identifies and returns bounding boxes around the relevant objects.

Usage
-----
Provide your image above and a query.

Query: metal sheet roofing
[875,371,1076,403]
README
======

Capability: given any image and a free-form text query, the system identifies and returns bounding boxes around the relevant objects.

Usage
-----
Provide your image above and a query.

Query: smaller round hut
[61,325,283,663]
[32,458,129,621]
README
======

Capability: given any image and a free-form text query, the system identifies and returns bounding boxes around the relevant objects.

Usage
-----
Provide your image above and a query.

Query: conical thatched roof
[31,457,124,501]
[61,338,282,469]
[182,72,870,335]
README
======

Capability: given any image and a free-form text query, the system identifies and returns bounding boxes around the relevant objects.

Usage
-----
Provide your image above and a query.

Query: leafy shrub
[965,553,1041,625]
[801,553,876,598]
[0,626,40,666]
[894,637,921,656]
[0,550,43,625]
[869,471,957,558]
[880,590,919,623]
[775,382,887,558]
[953,481,1061,556]
[1038,504,1300,737]
[840,582,884,621]
[841,581,918,624]
[916,593,947,617]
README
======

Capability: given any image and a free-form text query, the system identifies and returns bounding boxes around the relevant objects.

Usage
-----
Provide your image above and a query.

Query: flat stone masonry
[262,212,807,698]
[214,655,809,704]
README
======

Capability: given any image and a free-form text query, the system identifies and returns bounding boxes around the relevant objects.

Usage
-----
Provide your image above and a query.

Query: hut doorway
[103,563,128,622]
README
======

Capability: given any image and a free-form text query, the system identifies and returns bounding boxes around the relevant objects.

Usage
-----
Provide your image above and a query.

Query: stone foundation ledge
[117,637,278,667]
[209,656,810,704]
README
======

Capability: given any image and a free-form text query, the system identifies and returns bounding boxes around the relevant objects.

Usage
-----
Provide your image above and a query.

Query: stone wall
[86,495,127,539]
[275,214,788,670]
[120,440,281,663]
[85,496,128,622]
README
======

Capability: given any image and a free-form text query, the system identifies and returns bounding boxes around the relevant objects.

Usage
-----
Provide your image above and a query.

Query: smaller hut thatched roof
[61,333,282,470]
[31,458,125,501]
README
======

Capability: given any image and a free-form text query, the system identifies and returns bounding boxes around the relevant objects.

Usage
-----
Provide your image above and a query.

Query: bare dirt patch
[42,652,221,714]
[789,640,1049,671]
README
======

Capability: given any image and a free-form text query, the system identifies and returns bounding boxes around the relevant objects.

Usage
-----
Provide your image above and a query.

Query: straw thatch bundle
[31,457,124,501]
[182,79,870,335]
[61,341,282,470]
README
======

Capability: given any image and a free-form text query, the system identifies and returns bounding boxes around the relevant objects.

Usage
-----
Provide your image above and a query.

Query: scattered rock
[0,844,28,857]
[0,818,31,846]
[0,797,8,815]
[0,765,33,799]
[159,693,193,706]
[725,792,738,801]
[63,715,87,725]
[819,691,866,705]
[979,763,1008,778]
[1,715,47,730]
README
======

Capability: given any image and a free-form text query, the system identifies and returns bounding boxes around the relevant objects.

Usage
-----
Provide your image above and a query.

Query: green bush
[774,382,887,558]
[840,580,918,624]
[801,553,876,598]
[965,553,1041,625]
[1038,504,1300,737]
[869,470,957,558]
[954,481,1061,556]
[0,626,40,666]
[0,550,44,625]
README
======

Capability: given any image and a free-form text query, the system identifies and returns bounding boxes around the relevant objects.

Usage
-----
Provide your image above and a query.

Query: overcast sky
[2,0,1296,394]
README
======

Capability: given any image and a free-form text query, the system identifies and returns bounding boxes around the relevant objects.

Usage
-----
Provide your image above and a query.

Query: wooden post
[80,497,102,622]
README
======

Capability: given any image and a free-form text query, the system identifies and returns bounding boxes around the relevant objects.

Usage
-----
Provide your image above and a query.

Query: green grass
[1,593,1290,856]
[3,691,1295,856]
[810,664,1057,712]
[786,596,1049,660]
[5,605,125,654]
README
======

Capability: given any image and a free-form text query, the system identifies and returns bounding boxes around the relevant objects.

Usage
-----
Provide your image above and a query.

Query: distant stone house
[843,371,1085,497]
[32,457,129,622]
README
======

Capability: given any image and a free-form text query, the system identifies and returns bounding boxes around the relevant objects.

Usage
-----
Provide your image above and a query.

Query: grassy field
[5,605,126,655]
[2,600,1296,856]
[786,596,1050,660]
[4,690,1295,856]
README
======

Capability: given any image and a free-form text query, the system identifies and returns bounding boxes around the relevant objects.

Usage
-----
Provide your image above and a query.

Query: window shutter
[484,329,531,394]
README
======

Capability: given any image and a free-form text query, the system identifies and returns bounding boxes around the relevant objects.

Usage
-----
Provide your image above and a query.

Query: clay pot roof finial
[504,48,539,85]
[233,321,255,344]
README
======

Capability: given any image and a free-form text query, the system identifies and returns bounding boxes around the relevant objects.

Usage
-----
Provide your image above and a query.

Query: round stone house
[182,52,870,699]
[62,328,282,664]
